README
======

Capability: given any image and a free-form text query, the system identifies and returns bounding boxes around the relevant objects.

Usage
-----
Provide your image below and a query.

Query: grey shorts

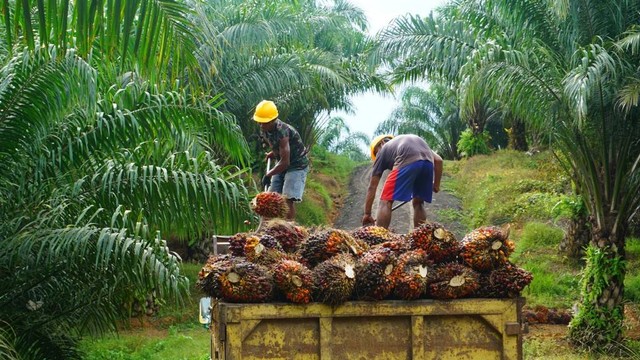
[269,166,309,202]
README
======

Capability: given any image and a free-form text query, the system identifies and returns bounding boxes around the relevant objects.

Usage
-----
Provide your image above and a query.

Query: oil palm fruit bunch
[196,254,236,298]
[372,239,411,256]
[391,249,435,300]
[428,263,480,300]
[228,232,251,256]
[262,219,308,253]
[244,234,283,257]
[477,263,533,298]
[299,229,369,268]
[244,234,297,267]
[273,259,314,304]
[354,247,397,300]
[251,191,288,218]
[351,226,399,246]
[313,253,357,305]
[460,226,515,272]
[218,260,273,303]
[409,222,461,263]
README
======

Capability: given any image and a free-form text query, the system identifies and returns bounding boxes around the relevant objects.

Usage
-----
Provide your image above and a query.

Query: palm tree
[0,46,251,358]
[318,115,369,161]
[192,0,387,147]
[379,0,640,350]
[1,0,199,83]
[375,85,465,160]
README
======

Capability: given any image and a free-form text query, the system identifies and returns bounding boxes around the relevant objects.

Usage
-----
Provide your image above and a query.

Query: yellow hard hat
[370,134,394,161]
[253,100,279,123]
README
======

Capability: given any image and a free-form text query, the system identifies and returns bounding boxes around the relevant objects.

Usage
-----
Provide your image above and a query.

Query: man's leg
[412,197,426,228]
[286,199,295,220]
[376,199,393,229]
[281,167,309,222]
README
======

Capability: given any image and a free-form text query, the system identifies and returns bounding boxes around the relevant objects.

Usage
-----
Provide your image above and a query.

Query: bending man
[362,134,443,229]
[254,100,310,220]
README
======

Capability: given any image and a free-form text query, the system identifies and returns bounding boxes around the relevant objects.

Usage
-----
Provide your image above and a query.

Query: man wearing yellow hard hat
[254,100,310,220]
[362,134,443,229]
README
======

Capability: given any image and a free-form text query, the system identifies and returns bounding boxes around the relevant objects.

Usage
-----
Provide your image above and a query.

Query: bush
[457,129,492,157]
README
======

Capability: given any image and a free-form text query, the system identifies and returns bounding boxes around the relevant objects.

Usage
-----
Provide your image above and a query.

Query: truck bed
[210,298,526,360]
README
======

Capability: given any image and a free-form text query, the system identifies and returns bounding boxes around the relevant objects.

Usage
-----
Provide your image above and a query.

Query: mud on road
[332,164,467,239]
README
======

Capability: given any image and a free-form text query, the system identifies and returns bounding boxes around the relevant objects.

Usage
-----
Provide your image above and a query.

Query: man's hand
[362,214,375,226]
[261,175,271,189]
[264,151,275,161]
[433,183,440,193]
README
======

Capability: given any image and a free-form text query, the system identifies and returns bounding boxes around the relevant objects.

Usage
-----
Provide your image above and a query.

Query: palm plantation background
[1,0,639,358]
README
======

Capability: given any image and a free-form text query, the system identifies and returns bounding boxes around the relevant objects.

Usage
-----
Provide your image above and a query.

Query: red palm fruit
[273,259,314,304]
[351,226,400,246]
[354,247,397,300]
[228,232,250,256]
[299,228,369,268]
[477,262,533,298]
[262,219,308,253]
[196,254,236,298]
[313,253,357,305]
[460,226,515,272]
[409,222,461,263]
[391,249,435,300]
[244,234,284,261]
[373,239,411,256]
[428,263,480,299]
[251,191,288,218]
[218,260,273,303]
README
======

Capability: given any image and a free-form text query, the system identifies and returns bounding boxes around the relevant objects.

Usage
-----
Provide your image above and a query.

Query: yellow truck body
[210,298,526,360]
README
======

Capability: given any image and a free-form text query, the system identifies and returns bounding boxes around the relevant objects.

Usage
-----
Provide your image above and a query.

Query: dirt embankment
[332,164,466,239]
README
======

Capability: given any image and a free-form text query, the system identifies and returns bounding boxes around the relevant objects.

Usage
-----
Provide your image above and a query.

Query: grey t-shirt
[371,135,435,176]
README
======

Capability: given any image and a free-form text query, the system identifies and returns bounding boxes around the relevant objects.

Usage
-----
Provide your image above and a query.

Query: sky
[330,0,447,142]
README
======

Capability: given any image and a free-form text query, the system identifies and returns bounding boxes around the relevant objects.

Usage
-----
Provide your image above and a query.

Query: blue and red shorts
[381,160,433,203]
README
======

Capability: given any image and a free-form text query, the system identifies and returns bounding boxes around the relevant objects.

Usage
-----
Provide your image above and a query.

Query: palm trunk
[569,219,626,351]
[558,214,591,259]
[507,118,528,151]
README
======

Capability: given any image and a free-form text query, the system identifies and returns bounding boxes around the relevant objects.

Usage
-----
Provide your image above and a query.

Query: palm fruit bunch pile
[196,254,236,298]
[428,263,480,299]
[354,247,397,300]
[197,221,533,304]
[262,219,308,253]
[273,259,314,304]
[218,259,273,303]
[409,222,461,263]
[299,228,369,268]
[391,249,434,300]
[313,253,357,305]
[251,191,288,218]
[477,263,533,298]
[351,226,399,246]
[460,226,515,272]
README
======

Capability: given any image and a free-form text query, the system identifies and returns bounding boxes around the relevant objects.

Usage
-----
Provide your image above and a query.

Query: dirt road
[332,165,467,239]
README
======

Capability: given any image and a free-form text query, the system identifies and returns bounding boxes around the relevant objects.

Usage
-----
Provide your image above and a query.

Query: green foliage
[294,147,358,226]
[296,179,331,226]
[456,129,492,158]
[518,222,564,249]
[511,243,580,308]
[624,238,640,302]
[0,47,250,359]
[569,246,626,348]
[448,150,570,228]
[80,324,209,360]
